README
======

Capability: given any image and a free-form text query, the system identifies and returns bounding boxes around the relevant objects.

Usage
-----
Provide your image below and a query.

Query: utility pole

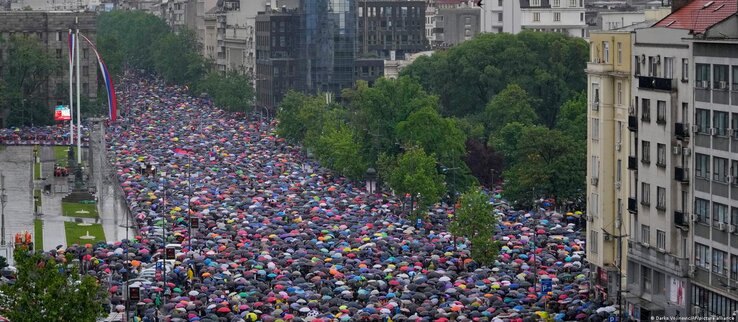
[0,172,6,246]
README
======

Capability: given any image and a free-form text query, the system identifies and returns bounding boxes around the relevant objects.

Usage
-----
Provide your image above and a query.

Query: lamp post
[365,167,377,195]
[0,172,6,246]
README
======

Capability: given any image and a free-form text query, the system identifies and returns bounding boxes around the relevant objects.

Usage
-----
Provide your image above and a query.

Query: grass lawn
[34,219,43,250]
[61,202,98,218]
[33,162,41,180]
[64,221,106,246]
[54,146,78,168]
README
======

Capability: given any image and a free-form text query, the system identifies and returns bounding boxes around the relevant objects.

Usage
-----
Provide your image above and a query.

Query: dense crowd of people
[0,124,89,146]
[26,72,610,322]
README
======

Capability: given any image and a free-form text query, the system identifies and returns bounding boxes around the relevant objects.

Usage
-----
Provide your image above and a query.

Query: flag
[79,33,117,122]
[68,30,75,65]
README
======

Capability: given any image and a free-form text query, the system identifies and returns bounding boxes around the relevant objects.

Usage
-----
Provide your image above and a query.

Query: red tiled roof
[653,0,737,34]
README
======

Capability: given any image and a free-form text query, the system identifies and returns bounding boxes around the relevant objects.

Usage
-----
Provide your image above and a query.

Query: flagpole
[75,19,82,165]
[68,29,74,146]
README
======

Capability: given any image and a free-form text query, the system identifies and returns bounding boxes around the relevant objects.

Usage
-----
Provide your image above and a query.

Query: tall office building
[357,0,428,59]
[585,30,632,307]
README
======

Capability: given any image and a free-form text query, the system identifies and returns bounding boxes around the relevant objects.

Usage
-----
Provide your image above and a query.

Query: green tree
[276,91,335,144]
[1,35,59,127]
[484,83,538,133]
[0,251,104,322]
[499,125,585,208]
[152,30,205,86]
[555,91,587,141]
[313,115,368,180]
[379,146,446,214]
[97,11,170,73]
[450,187,499,266]
[488,122,527,163]
[396,105,466,165]
[197,71,255,113]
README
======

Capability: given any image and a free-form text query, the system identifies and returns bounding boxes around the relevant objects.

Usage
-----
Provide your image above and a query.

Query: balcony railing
[675,167,689,183]
[675,122,689,140]
[628,156,637,170]
[628,197,637,214]
[628,115,638,131]
[674,210,688,228]
[638,76,674,91]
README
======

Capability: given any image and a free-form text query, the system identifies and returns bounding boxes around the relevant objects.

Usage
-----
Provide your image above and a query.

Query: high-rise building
[357,0,428,59]
[585,30,633,308]
[431,0,481,48]
[255,7,301,109]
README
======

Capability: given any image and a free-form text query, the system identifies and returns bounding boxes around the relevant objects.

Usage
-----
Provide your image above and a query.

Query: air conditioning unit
[692,124,700,133]
[701,80,709,88]
[732,176,738,186]
[672,146,681,155]
[730,225,737,234]
[718,222,726,231]
[593,100,600,110]
[719,81,727,89]
[729,128,734,137]
[710,128,717,136]
[682,147,691,156]
[591,177,599,186]
[727,176,733,184]
[656,55,661,64]
[615,143,621,151]
[692,214,699,222]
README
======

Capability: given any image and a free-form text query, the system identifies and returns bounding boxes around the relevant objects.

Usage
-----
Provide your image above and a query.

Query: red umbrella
[217,307,231,313]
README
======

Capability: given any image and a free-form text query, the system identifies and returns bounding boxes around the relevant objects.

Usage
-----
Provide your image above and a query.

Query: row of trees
[97,11,254,113]
[400,31,589,208]
[278,77,474,211]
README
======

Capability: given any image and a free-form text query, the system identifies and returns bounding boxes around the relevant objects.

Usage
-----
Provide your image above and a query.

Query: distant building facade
[357,0,428,59]
[519,0,586,37]
[432,0,480,48]
[0,12,98,125]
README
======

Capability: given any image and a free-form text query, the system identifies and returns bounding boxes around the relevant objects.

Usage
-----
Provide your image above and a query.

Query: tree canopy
[196,71,255,113]
[0,250,104,322]
[378,147,446,213]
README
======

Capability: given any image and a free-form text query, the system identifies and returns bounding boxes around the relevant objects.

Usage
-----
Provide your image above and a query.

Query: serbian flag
[79,33,117,122]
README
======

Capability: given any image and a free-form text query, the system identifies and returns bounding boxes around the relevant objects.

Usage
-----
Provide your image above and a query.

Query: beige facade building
[585,30,632,306]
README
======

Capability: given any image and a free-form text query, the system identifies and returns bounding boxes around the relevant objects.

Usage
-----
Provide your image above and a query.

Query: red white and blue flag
[79,33,118,122]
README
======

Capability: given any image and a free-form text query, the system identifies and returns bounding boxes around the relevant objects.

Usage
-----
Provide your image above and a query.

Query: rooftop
[653,0,737,34]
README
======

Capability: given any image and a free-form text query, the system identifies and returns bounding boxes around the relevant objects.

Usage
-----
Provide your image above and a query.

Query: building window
[656,100,666,123]
[82,66,89,76]
[641,182,650,206]
[635,56,641,75]
[531,0,540,6]
[641,140,650,164]
[641,98,650,122]
[553,0,560,6]
[656,143,665,167]
[569,0,576,6]
[616,159,622,183]
[696,108,710,133]
[498,12,503,21]
[696,63,711,88]
[656,229,666,250]
[648,56,656,76]
[664,57,673,79]
[696,154,710,179]
[498,0,503,6]
[591,156,600,180]
[731,255,738,280]
[82,48,88,59]
[682,58,689,81]
[591,118,599,141]
[82,82,88,95]
[656,186,666,210]
[641,224,650,244]
[714,111,728,136]
[732,66,738,91]
[590,230,598,253]
[713,202,728,224]
[590,193,599,218]
[56,31,63,42]
[713,249,728,276]
[580,12,584,21]
[602,41,609,63]
[695,198,710,223]
[55,49,62,58]
[533,12,540,21]
[554,12,561,22]
[695,243,710,269]
[714,64,729,89]
[617,42,622,65]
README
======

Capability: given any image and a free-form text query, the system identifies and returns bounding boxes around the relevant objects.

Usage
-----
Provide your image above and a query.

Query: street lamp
[0,172,6,246]
[365,168,377,195]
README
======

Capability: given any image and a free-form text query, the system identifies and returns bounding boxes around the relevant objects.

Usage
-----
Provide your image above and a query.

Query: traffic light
[129,286,140,301]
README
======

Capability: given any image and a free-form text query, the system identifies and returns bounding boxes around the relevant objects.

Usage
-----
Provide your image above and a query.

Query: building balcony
[675,122,689,140]
[674,210,688,229]
[628,197,637,214]
[675,167,689,183]
[628,115,637,132]
[586,61,613,74]
[628,156,637,170]
[637,75,674,91]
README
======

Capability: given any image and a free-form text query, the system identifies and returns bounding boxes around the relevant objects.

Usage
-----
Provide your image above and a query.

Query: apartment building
[519,0,586,37]
[255,8,300,110]
[432,0,481,48]
[480,0,521,33]
[586,30,633,306]
[676,0,738,316]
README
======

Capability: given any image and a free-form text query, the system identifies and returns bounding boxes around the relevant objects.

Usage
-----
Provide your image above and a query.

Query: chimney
[671,0,690,12]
